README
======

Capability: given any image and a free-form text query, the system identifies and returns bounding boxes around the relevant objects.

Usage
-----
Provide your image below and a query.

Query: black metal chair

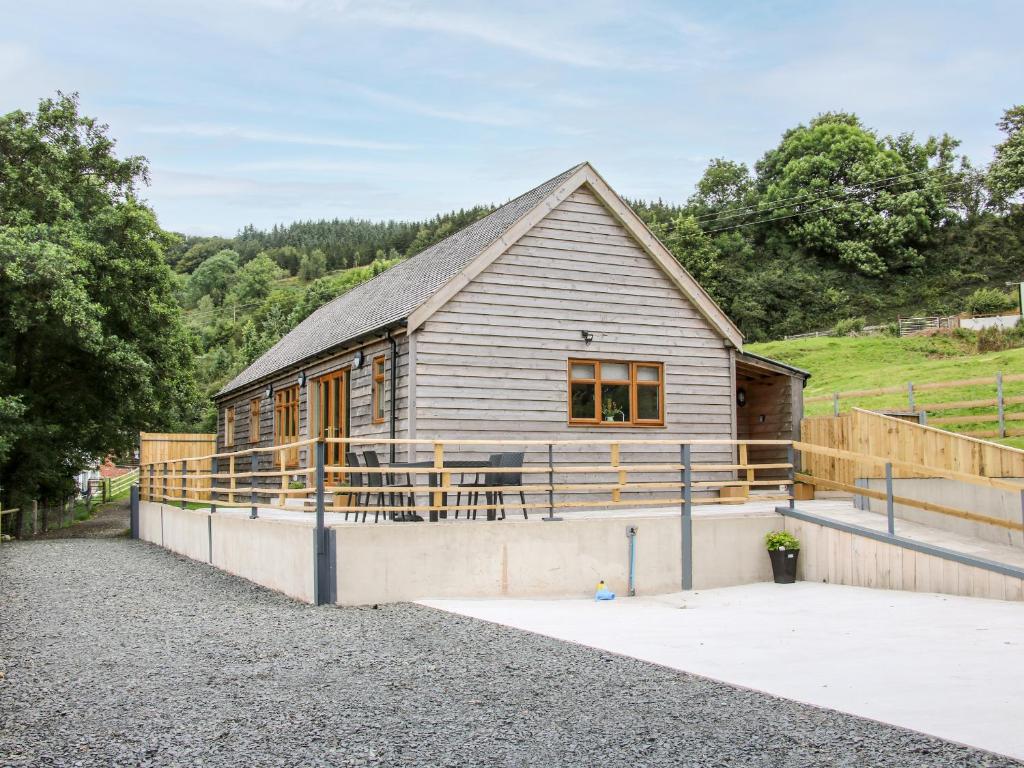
[497,452,528,519]
[361,450,393,519]
[457,454,503,520]
[344,452,364,521]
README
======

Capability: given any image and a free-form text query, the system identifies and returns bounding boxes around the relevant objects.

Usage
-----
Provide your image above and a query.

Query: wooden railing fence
[138,436,796,518]
[805,373,1024,438]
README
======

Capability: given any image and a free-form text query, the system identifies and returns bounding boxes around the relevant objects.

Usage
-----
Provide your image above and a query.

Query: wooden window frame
[567,359,665,428]
[274,385,300,467]
[372,354,386,425]
[224,406,235,447]
[249,397,261,444]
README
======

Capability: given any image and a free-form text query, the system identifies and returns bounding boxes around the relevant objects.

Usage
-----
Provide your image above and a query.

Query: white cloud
[137,122,413,151]
[341,83,536,127]
[336,1,715,72]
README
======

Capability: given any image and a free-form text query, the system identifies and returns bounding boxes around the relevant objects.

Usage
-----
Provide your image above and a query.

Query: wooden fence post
[431,442,444,523]
[279,449,287,506]
[610,443,622,503]
[997,372,1005,439]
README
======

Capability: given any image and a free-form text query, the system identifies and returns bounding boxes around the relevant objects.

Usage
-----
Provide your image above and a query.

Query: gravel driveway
[1,538,1018,767]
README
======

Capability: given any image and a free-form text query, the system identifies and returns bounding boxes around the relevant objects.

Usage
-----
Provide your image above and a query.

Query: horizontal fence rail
[805,372,1024,438]
[134,432,1024,539]
[136,436,796,520]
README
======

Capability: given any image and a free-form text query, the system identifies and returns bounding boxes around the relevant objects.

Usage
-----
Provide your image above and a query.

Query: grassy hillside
[747,333,1024,449]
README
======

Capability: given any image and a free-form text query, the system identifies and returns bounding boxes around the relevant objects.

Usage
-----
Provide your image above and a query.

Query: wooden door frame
[313,367,350,482]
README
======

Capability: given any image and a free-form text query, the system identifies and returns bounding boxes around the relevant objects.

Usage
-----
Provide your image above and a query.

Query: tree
[298,248,327,282]
[989,105,1024,207]
[753,112,956,277]
[187,249,239,306]
[0,93,203,508]
[225,252,286,305]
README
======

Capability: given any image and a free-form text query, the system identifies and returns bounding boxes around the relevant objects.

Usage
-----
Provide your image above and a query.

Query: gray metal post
[314,441,329,605]
[997,372,1005,439]
[250,455,258,519]
[885,462,895,536]
[907,382,915,412]
[1019,489,1024,543]
[680,444,693,590]
[210,456,217,515]
[542,443,562,521]
[833,392,840,417]
[180,459,187,509]
[129,485,139,539]
[787,444,796,509]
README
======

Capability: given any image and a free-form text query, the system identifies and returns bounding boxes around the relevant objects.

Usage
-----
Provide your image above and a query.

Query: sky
[2,0,1022,236]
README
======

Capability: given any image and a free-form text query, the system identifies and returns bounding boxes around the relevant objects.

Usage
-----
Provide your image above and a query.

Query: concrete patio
[422,582,1024,761]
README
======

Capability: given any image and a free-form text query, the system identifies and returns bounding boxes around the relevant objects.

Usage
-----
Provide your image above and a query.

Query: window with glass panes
[372,355,386,424]
[567,360,664,426]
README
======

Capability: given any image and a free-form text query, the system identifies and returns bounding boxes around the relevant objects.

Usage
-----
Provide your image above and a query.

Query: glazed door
[315,369,348,483]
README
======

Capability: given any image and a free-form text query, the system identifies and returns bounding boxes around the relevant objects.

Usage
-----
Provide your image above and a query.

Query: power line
[692,168,945,226]
[703,178,966,235]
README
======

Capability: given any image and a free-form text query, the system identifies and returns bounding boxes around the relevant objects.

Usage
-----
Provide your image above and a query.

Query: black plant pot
[768,548,799,584]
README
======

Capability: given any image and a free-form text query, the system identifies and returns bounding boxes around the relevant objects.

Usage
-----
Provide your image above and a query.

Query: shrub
[830,316,866,337]
[963,287,1016,316]
[765,530,800,551]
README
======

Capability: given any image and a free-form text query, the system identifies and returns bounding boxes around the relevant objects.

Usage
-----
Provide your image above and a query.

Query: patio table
[389,459,491,521]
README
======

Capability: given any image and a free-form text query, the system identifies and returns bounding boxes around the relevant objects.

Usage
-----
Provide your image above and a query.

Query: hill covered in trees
[3,93,1023,507]
[175,106,1024,424]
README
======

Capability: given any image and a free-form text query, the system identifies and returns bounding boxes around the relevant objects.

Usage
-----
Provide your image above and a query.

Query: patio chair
[457,454,504,520]
[361,450,394,519]
[497,452,528,520]
[343,452,364,521]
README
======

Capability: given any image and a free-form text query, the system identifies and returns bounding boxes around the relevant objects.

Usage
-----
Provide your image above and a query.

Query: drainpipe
[387,330,398,463]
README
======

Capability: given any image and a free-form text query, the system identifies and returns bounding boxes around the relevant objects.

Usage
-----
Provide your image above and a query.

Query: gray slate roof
[217,162,584,397]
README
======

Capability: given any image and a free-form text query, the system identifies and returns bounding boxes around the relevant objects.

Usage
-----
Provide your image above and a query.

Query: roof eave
[214,319,409,401]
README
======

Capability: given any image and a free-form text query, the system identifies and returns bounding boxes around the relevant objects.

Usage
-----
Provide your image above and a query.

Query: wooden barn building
[213,162,807,486]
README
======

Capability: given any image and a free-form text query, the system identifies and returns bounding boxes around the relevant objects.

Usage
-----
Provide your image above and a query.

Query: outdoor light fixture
[736,387,747,407]
[353,349,364,368]
[297,371,307,388]
[580,330,594,345]
[264,385,272,400]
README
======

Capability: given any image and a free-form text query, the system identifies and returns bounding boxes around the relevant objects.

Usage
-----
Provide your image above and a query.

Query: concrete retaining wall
[138,501,315,603]
[785,515,1024,602]
[857,477,1024,548]
[138,502,781,606]
[333,512,779,605]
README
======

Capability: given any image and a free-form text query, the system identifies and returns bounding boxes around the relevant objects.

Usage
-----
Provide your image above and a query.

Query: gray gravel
[1,539,1019,768]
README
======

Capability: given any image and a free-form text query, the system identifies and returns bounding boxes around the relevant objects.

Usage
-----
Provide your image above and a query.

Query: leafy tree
[174,236,234,273]
[226,252,285,305]
[298,248,327,281]
[187,249,239,306]
[0,93,203,508]
[754,112,955,276]
[989,105,1024,207]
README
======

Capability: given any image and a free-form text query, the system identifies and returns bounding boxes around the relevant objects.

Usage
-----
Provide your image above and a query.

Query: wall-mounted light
[736,387,747,407]
[353,349,364,368]
[580,330,594,345]
[264,385,273,400]
[297,371,307,388]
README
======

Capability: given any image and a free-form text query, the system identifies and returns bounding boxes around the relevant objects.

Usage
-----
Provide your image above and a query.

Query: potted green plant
[765,530,800,584]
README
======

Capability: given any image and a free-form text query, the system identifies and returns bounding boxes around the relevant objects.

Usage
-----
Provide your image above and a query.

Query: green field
[747,334,1024,449]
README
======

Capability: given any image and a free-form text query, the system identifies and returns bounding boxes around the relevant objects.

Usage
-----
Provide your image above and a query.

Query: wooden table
[389,460,491,521]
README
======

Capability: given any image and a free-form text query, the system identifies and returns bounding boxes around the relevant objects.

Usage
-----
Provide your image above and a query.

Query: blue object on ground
[595,588,616,601]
